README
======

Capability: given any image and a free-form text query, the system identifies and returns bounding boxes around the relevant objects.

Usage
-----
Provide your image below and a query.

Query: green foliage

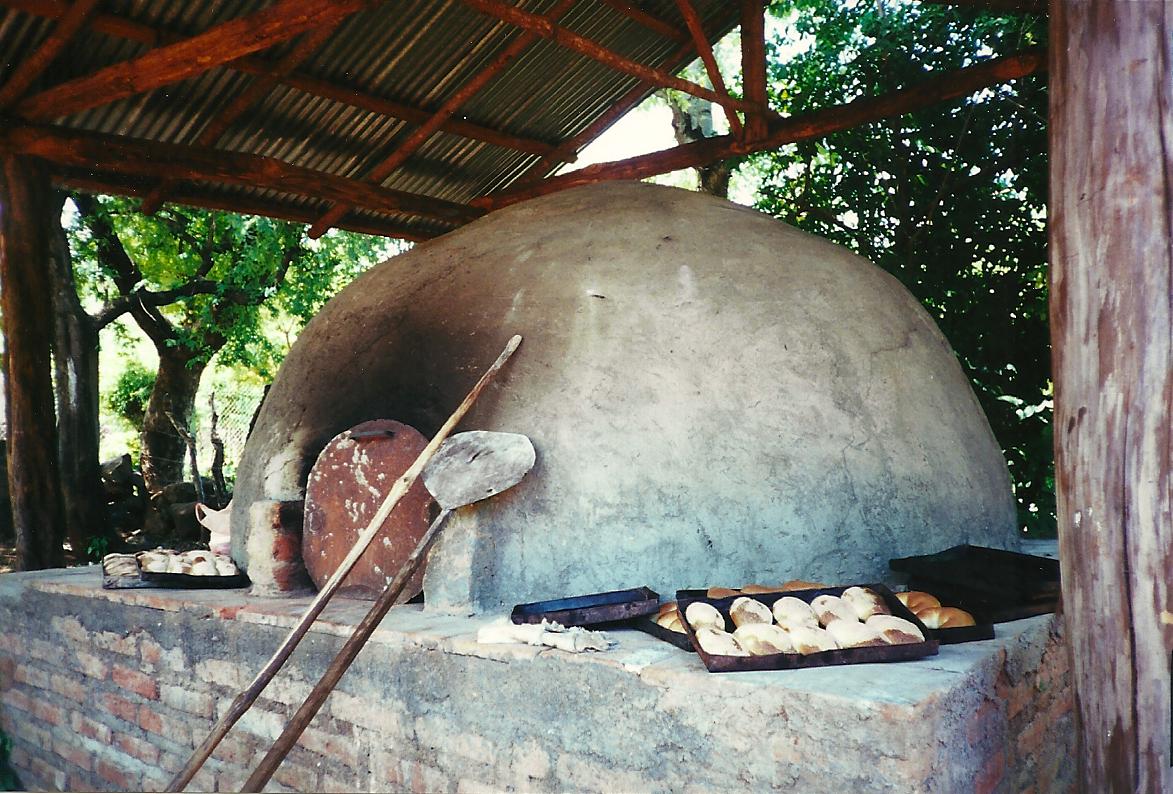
[748,0,1053,535]
[85,535,110,562]
[0,729,19,791]
[107,360,155,427]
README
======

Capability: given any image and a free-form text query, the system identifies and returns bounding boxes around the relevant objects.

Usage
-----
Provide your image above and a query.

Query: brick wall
[0,568,1075,793]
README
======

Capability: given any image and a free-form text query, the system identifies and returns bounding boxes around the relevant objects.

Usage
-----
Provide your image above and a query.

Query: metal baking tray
[633,613,695,652]
[102,556,250,590]
[510,587,660,627]
[889,545,1060,622]
[676,584,939,673]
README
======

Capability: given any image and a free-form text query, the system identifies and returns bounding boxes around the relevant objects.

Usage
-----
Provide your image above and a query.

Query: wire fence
[190,385,266,482]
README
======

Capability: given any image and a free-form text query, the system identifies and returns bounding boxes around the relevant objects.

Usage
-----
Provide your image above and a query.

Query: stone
[232,181,1017,608]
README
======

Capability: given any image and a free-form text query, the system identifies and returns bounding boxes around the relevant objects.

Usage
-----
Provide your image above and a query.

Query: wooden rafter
[306,0,577,238]
[55,173,438,241]
[739,0,768,141]
[476,49,1046,210]
[674,0,742,136]
[0,0,555,156]
[597,0,689,44]
[0,0,99,109]
[0,123,482,224]
[461,0,754,112]
[14,0,376,121]
[139,22,342,215]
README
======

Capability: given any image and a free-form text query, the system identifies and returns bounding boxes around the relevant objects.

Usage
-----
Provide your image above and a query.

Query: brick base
[0,567,1076,793]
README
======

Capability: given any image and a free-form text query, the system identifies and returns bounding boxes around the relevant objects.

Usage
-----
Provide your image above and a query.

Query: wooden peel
[168,334,522,792]
[241,430,535,792]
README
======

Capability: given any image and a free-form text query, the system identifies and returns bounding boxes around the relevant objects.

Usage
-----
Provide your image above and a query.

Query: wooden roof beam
[0,0,100,109]
[306,0,577,238]
[139,23,342,215]
[0,0,556,156]
[0,122,483,225]
[14,0,378,121]
[477,48,1046,210]
[674,0,742,137]
[54,172,438,241]
[461,0,755,113]
[596,0,689,44]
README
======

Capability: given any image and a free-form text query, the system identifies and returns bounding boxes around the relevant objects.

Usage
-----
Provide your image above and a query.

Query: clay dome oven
[232,181,1017,610]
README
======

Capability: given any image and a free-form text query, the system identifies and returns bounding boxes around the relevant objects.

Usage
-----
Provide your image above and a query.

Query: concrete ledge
[0,567,1074,793]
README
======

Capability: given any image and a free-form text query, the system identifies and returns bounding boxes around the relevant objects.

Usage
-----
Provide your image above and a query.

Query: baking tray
[889,545,1060,622]
[633,614,695,652]
[510,587,660,627]
[676,584,939,673]
[102,556,250,590]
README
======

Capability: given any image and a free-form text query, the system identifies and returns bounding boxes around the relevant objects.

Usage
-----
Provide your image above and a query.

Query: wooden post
[739,0,767,141]
[0,155,66,569]
[1050,3,1172,791]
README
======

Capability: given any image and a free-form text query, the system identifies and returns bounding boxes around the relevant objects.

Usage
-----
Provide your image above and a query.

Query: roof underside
[0,0,741,240]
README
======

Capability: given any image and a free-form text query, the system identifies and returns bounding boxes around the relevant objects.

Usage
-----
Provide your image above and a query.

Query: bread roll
[809,595,857,626]
[787,626,838,654]
[895,591,941,614]
[866,615,925,645]
[741,584,783,595]
[213,555,238,577]
[841,586,891,620]
[695,627,749,656]
[729,597,773,628]
[825,619,887,649]
[190,559,218,576]
[684,602,726,631]
[771,597,818,630]
[706,587,741,598]
[661,615,685,634]
[780,579,829,591]
[733,623,794,655]
[137,551,170,573]
[916,607,976,629]
[656,602,678,618]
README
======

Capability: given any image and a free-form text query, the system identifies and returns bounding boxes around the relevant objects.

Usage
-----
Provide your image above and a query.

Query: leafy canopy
[748,0,1052,534]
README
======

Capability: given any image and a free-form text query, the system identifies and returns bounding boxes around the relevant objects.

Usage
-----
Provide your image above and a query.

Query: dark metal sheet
[675,584,940,673]
[510,586,660,627]
[634,615,695,652]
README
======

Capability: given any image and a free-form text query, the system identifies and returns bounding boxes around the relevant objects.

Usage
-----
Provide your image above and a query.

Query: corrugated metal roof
[0,0,740,239]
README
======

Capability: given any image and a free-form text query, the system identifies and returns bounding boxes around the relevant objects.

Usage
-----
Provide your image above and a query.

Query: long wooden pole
[1050,2,1172,791]
[168,335,522,792]
[242,506,454,791]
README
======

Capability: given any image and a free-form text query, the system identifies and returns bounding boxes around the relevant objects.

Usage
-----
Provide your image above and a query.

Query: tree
[746,0,1051,534]
[66,195,396,494]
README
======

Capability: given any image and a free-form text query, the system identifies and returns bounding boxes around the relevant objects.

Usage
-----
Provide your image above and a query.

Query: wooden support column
[739,0,767,141]
[1050,3,1172,791]
[0,155,66,569]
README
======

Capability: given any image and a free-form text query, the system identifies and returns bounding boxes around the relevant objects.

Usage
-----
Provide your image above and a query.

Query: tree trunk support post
[1050,2,1172,791]
[0,154,67,569]
[739,0,768,142]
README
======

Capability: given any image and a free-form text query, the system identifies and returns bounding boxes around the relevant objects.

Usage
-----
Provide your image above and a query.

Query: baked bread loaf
[733,624,794,655]
[655,603,686,633]
[787,626,838,654]
[781,579,829,591]
[916,606,976,629]
[213,555,239,577]
[865,615,925,644]
[729,597,773,628]
[771,597,818,630]
[809,594,857,626]
[695,627,749,656]
[103,554,139,577]
[825,619,886,649]
[895,591,941,614]
[685,602,726,632]
[741,583,783,595]
[841,586,890,620]
[706,587,741,598]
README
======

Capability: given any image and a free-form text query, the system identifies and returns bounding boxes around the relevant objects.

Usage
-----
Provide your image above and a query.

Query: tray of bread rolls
[102,549,249,590]
[676,584,938,672]
[894,590,993,644]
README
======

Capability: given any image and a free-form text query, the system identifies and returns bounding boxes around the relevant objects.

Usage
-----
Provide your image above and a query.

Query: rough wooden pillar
[0,155,66,569]
[1050,3,1173,791]
[739,0,767,141]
